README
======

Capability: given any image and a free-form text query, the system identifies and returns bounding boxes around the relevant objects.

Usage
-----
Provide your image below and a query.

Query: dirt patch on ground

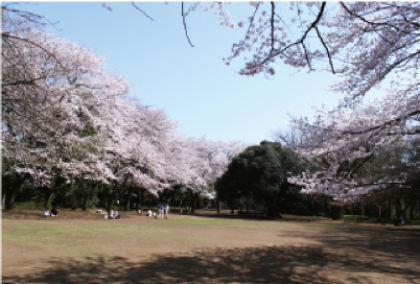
[2,209,420,284]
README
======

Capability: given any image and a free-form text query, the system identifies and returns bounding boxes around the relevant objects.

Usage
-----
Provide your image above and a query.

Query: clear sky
[11,1,359,145]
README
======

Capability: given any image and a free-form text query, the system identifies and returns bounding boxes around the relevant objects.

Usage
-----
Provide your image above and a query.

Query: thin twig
[301,42,313,71]
[246,2,261,38]
[340,2,399,31]
[131,2,154,21]
[182,2,194,47]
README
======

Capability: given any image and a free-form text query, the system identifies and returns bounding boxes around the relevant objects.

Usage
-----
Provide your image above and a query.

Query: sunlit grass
[2,219,218,256]
[2,215,364,259]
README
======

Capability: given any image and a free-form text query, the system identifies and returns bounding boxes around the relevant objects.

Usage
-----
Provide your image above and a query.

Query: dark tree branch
[131,2,154,21]
[314,27,335,74]
[376,50,420,83]
[246,2,327,73]
[339,2,400,32]
[401,13,420,28]
[2,6,61,30]
[338,108,420,136]
[301,42,313,71]
[181,2,194,47]
[3,76,47,87]
[270,2,275,51]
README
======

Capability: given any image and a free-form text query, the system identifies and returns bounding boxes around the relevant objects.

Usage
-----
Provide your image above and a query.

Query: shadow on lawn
[4,244,420,284]
[278,225,420,260]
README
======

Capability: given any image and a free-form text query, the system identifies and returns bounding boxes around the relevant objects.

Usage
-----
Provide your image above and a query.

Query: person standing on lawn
[158,203,163,219]
[165,203,169,219]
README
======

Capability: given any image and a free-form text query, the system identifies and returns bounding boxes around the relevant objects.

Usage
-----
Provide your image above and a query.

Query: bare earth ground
[2,209,420,284]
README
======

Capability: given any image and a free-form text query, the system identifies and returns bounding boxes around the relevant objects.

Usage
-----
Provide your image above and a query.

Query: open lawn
[2,210,420,284]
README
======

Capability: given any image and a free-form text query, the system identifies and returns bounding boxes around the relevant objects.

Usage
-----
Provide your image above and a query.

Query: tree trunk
[84,181,96,211]
[71,193,78,211]
[135,188,144,211]
[389,196,393,219]
[82,192,89,211]
[45,190,53,210]
[254,201,257,217]
[135,188,141,211]
[331,205,343,220]
[191,192,197,214]
[5,173,28,210]
[230,198,235,214]
[107,194,115,211]
[216,198,220,214]
[102,198,108,210]
[179,195,184,212]
[5,191,17,210]
[409,203,414,220]
[186,190,190,213]
[124,188,133,211]
[266,199,280,219]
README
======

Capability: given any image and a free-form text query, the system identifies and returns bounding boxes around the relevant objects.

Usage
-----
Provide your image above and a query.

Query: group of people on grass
[44,207,58,217]
[46,204,171,219]
[107,209,120,219]
[137,203,170,219]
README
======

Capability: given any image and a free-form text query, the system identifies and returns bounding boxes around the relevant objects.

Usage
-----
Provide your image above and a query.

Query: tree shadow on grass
[277,225,420,260]
[4,245,420,284]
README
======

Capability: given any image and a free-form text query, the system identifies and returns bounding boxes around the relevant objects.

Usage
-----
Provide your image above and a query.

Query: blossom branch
[244,2,326,74]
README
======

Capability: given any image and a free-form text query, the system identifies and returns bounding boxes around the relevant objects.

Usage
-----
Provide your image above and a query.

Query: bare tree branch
[182,2,194,47]
[301,42,313,71]
[131,2,154,21]
[339,2,401,32]
[270,2,275,51]
[247,2,327,73]
[314,27,335,74]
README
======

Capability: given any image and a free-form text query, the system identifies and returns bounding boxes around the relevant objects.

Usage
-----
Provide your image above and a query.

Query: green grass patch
[2,219,205,256]
[13,201,46,210]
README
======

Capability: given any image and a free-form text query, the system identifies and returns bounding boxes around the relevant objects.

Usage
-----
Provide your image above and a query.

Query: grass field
[2,209,420,284]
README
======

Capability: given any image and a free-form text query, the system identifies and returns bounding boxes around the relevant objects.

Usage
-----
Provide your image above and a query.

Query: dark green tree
[216,141,303,218]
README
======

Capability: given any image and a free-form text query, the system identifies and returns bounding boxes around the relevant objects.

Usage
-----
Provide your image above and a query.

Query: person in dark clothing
[51,207,58,216]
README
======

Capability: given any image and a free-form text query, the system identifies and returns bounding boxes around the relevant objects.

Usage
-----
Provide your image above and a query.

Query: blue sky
[13,2,352,145]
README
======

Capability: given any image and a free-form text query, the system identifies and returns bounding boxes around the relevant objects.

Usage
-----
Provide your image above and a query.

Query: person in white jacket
[165,204,169,219]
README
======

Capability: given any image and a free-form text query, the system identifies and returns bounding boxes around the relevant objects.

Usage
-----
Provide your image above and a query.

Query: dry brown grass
[2,209,420,284]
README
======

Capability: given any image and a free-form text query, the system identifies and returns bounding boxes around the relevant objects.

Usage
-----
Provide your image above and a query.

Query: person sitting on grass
[146,209,153,217]
[108,209,115,219]
[51,207,58,216]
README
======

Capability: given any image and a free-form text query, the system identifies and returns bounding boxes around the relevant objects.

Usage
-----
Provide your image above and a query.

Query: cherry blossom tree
[207,1,419,203]
[2,7,131,208]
